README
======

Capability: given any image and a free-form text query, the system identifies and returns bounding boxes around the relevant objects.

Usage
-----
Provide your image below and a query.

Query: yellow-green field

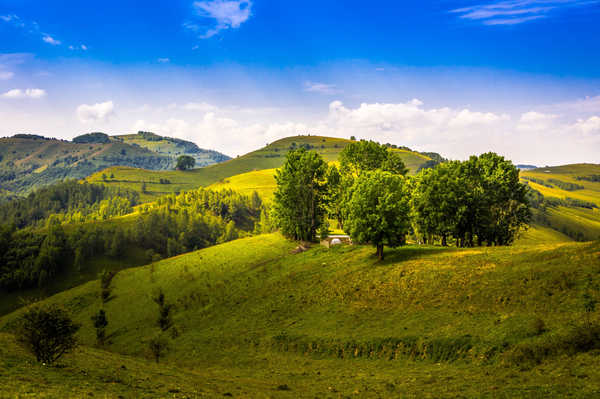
[2,234,599,397]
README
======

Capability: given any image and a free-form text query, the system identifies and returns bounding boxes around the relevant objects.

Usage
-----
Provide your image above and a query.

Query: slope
[116,131,230,167]
[88,136,436,202]
[1,234,599,397]
[521,164,600,242]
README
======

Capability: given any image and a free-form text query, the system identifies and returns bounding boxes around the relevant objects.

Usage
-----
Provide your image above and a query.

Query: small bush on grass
[16,305,80,365]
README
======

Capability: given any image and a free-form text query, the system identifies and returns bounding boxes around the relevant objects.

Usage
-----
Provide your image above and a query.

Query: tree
[272,148,329,242]
[91,309,108,345]
[339,140,389,177]
[16,306,80,364]
[148,335,169,363]
[411,162,464,246]
[153,289,173,331]
[350,136,356,141]
[176,155,195,171]
[344,171,411,260]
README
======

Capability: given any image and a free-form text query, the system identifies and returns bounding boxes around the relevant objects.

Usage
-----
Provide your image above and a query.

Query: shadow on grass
[377,245,454,266]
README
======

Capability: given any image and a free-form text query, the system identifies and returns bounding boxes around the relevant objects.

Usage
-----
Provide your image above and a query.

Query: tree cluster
[272,140,531,259]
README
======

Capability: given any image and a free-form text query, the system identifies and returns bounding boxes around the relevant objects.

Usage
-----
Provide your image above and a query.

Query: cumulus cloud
[182,102,218,112]
[42,35,61,45]
[188,0,252,39]
[304,82,341,95]
[77,101,115,123]
[1,88,46,99]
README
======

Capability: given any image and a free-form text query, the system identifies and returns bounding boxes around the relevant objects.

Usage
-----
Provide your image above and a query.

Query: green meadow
[1,233,599,397]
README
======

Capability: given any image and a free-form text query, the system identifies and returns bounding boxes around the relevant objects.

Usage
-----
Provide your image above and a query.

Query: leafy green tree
[16,305,80,364]
[176,155,195,171]
[35,217,67,287]
[411,161,463,246]
[344,171,411,260]
[339,140,390,177]
[91,309,108,345]
[382,152,409,176]
[272,148,329,241]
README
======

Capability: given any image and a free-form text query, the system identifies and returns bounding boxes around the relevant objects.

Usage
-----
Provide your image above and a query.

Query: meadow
[1,233,599,397]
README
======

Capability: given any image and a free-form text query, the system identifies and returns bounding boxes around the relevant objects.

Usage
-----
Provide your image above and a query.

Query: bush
[91,309,108,345]
[153,289,174,331]
[16,306,80,364]
[148,336,169,363]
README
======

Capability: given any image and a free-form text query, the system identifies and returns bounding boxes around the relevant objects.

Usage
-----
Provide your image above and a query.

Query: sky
[1,0,600,165]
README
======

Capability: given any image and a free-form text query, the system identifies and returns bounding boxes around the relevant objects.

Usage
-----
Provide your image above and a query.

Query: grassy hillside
[0,132,231,200]
[521,164,600,242]
[89,136,435,202]
[0,135,170,198]
[116,131,230,167]
[2,234,599,397]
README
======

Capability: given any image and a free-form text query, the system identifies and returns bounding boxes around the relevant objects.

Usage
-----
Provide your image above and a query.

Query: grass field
[88,136,434,202]
[2,233,599,397]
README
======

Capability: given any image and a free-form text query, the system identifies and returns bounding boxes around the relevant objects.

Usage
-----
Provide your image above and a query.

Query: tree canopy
[176,155,196,171]
[344,170,411,260]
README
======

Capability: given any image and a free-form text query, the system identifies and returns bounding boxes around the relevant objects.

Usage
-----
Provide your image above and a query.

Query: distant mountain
[517,164,538,170]
[0,132,230,198]
[115,131,230,167]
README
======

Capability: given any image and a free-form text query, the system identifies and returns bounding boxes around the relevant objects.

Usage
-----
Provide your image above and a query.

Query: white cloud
[451,0,597,25]
[1,88,46,99]
[42,35,61,46]
[182,102,218,112]
[157,58,170,63]
[573,116,600,135]
[304,81,341,95]
[77,101,115,123]
[0,71,14,80]
[190,0,252,39]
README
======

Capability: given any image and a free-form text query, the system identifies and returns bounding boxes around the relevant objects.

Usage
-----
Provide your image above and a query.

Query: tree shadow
[376,245,455,266]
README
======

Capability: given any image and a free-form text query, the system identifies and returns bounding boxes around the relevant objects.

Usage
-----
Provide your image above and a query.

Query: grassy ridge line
[87,136,433,202]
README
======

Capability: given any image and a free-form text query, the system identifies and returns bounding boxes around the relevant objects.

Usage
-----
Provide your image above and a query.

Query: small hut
[320,235,352,248]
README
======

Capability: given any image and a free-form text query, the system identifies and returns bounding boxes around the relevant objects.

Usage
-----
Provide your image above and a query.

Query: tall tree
[344,171,411,260]
[272,148,329,241]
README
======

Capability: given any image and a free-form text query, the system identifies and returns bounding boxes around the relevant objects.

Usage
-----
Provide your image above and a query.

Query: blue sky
[1,0,600,164]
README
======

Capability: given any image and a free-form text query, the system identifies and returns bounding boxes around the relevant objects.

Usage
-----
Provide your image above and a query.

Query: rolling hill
[116,131,230,167]
[87,135,438,202]
[521,164,600,242]
[1,234,599,397]
[0,132,230,200]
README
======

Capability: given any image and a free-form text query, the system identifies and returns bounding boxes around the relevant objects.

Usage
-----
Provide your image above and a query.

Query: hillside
[88,136,437,202]
[116,131,230,167]
[521,164,600,242]
[1,234,599,397]
[0,132,230,200]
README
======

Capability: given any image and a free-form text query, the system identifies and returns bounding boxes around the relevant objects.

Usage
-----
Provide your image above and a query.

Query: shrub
[153,289,173,331]
[16,306,80,364]
[91,309,108,345]
[148,336,169,363]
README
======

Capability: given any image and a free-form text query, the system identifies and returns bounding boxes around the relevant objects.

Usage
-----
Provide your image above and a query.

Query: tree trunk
[441,234,447,247]
[376,244,384,260]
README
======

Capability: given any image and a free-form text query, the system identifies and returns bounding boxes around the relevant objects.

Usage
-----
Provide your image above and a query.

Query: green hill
[88,136,437,202]
[521,164,600,242]
[1,234,599,397]
[0,132,230,200]
[116,131,230,167]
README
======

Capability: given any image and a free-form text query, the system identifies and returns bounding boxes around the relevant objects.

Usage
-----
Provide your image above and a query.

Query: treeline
[576,175,600,183]
[272,140,531,258]
[0,187,263,291]
[0,180,140,229]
